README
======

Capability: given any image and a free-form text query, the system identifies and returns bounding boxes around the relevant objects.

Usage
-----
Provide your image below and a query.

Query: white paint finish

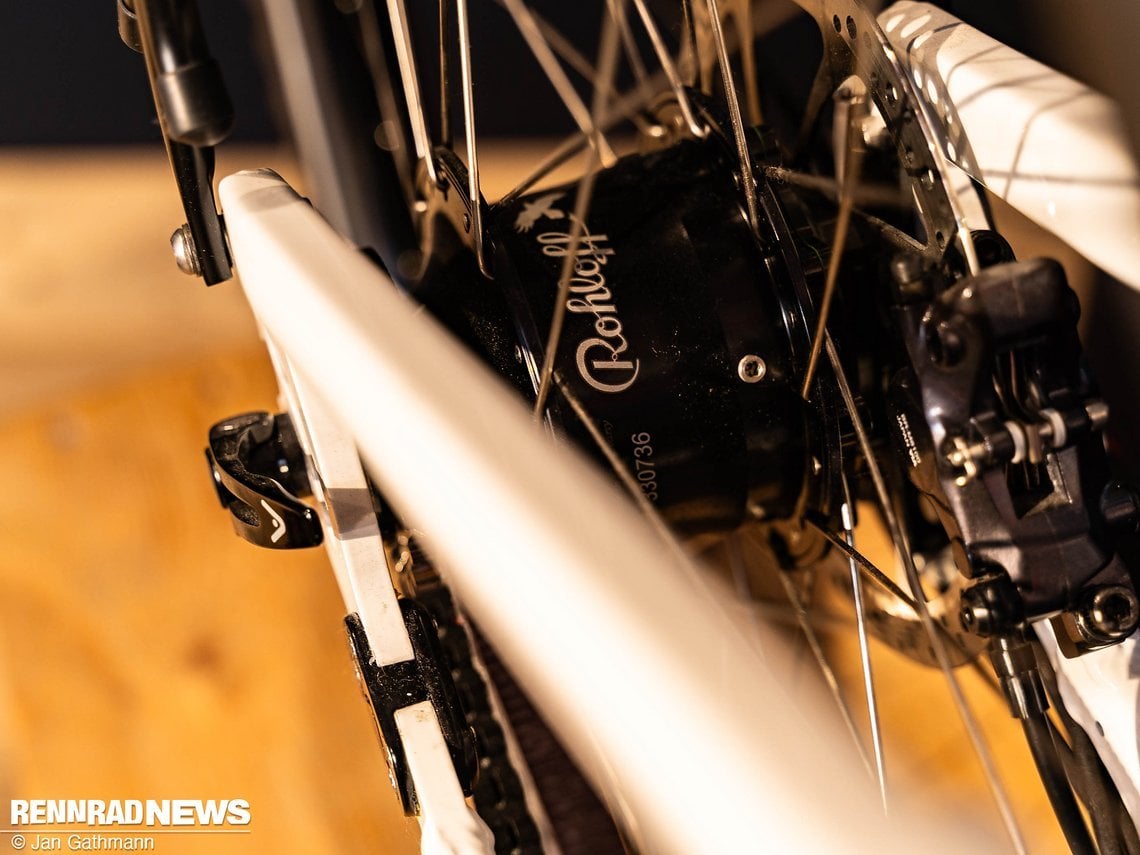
[265,338,416,667]
[1036,621,1140,826]
[220,168,994,853]
[395,702,495,855]
[881,2,1140,290]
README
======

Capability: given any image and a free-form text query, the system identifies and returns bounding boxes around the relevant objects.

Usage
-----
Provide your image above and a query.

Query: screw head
[960,601,993,636]
[170,224,200,276]
[737,354,767,383]
[1080,586,1139,641]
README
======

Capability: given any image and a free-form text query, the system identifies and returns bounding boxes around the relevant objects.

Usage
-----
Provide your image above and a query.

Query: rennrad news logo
[9,799,250,827]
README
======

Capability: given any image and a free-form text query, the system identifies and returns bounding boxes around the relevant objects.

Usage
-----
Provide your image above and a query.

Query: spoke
[454,0,488,275]
[806,519,916,611]
[726,0,763,125]
[354,1,416,202]
[607,0,650,88]
[630,0,706,137]
[678,0,701,89]
[512,3,650,137]
[498,73,662,206]
[795,58,834,157]
[799,91,866,400]
[438,0,452,147]
[532,5,624,419]
[384,0,438,184]
[841,493,887,812]
[498,0,618,165]
[821,331,1029,855]
[805,518,998,680]
[777,569,876,782]
[704,0,760,232]
[552,372,688,564]
[764,166,908,209]
[851,208,926,255]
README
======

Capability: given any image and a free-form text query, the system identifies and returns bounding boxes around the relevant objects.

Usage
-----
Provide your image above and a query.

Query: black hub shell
[489,140,811,535]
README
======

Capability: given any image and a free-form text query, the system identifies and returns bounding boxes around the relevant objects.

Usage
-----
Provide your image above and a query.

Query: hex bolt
[737,354,767,383]
[960,600,994,637]
[1080,586,1139,642]
[1086,400,1110,432]
[170,223,200,276]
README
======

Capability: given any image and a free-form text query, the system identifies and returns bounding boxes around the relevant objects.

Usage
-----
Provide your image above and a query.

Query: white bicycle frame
[213,3,1140,852]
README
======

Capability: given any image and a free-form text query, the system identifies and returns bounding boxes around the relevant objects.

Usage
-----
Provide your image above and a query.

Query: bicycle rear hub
[414,132,854,537]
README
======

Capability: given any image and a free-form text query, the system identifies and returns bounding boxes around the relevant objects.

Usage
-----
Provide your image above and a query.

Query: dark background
[4,1,1139,150]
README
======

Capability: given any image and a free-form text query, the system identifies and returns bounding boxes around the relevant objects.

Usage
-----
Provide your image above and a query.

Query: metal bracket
[345,601,478,814]
[121,0,234,284]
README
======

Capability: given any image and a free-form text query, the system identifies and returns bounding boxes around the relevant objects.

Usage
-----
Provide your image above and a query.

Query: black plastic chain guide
[343,581,547,851]
[400,585,545,854]
[415,583,626,855]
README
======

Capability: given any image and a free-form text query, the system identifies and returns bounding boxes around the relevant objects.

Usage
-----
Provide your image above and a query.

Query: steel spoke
[353,0,416,202]
[704,0,760,232]
[607,0,650,88]
[764,166,908,209]
[777,569,876,782]
[515,4,650,138]
[532,6,624,420]
[821,331,1029,855]
[552,372,688,564]
[498,74,662,206]
[630,0,706,137]
[726,0,763,125]
[799,90,866,400]
[498,0,619,164]
[851,208,926,255]
[678,0,702,89]
[841,490,887,812]
[384,0,438,184]
[455,0,489,275]
[438,0,452,147]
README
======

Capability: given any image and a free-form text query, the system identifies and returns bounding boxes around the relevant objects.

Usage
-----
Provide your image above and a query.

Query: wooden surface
[0,145,1082,853]
[0,148,418,854]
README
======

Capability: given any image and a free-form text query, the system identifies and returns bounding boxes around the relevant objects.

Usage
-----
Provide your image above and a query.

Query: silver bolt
[1081,586,1139,641]
[170,224,200,276]
[737,354,767,383]
[1086,399,1110,431]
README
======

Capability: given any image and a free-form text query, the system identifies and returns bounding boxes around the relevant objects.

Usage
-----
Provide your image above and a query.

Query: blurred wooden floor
[0,146,1080,853]
[0,148,418,854]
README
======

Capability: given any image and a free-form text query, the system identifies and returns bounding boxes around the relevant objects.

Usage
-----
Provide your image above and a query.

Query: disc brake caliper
[887,257,1140,656]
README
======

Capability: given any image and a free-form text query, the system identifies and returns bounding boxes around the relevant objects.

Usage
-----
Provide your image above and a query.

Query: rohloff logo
[514,193,566,233]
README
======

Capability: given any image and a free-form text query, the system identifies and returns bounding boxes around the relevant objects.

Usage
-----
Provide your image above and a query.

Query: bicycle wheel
[222,0,1140,851]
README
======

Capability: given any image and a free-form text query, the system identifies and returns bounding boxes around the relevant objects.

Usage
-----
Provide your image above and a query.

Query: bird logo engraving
[514,192,566,232]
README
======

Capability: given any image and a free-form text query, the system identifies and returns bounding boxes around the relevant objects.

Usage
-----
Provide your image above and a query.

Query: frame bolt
[960,600,994,636]
[1078,586,1139,642]
[171,223,200,276]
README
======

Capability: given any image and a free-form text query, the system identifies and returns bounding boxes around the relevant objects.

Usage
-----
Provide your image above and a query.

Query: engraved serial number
[630,432,659,502]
